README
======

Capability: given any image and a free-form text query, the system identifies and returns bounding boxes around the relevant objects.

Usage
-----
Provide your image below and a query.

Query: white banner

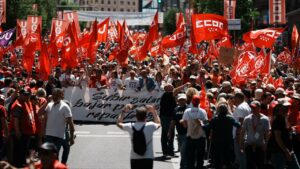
[64,87,164,123]
[70,11,164,25]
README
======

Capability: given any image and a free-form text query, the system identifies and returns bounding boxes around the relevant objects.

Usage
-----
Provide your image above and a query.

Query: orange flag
[61,22,78,69]
[39,43,51,80]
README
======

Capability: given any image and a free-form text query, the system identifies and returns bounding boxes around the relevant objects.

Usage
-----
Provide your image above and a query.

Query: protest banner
[64,87,164,123]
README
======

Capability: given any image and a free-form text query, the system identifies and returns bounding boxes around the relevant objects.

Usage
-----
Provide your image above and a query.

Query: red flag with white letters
[63,11,80,34]
[192,14,228,42]
[242,28,284,48]
[17,19,28,38]
[97,18,109,42]
[231,51,256,81]
[249,49,271,77]
[61,22,78,69]
[27,16,42,34]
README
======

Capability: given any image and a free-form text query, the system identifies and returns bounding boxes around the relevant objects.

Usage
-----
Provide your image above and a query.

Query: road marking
[107,131,125,135]
[75,131,91,134]
[76,134,161,138]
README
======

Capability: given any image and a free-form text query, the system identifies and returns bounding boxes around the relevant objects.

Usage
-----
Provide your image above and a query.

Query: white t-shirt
[183,107,208,139]
[124,77,139,91]
[45,100,72,139]
[233,101,251,138]
[122,122,160,159]
[109,78,122,90]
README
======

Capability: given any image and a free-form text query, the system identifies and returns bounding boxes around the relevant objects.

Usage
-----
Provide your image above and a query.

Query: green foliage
[163,8,180,36]
[5,0,56,34]
[193,0,260,37]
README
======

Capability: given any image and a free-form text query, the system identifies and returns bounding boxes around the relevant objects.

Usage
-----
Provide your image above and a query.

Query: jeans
[45,135,64,157]
[130,158,153,169]
[245,145,264,169]
[212,140,234,169]
[234,139,247,169]
[160,116,174,156]
[186,137,206,169]
[12,135,35,167]
[61,130,70,164]
[178,134,188,169]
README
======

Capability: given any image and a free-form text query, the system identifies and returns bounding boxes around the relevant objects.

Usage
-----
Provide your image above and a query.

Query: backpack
[132,124,147,156]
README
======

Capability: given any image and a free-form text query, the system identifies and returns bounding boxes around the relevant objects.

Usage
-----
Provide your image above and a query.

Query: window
[108,8,111,11]
[113,8,116,11]
[120,8,124,12]
[108,0,110,4]
[127,9,130,12]
[101,8,104,11]
[133,2,135,5]
[127,1,130,5]
[101,0,104,4]
[114,1,116,4]
[95,0,98,3]
[133,9,136,12]
[120,1,124,5]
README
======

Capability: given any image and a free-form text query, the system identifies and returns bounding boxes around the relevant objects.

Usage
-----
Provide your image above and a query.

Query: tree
[5,0,56,34]
[163,8,180,36]
[194,0,260,37]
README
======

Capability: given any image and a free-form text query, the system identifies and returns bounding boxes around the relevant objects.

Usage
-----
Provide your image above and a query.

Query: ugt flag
[0,28,15,46]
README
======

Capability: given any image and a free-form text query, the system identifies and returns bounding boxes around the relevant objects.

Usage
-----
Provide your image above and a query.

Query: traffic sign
[228,19,241,30]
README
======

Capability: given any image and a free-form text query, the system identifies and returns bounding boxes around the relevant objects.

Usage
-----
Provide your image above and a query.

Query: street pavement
[66,124,180,169]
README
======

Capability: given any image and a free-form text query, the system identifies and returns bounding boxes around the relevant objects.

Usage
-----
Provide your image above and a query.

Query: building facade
[79,0,140,12]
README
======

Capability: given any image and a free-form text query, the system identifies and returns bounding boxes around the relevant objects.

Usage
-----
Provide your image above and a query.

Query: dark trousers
[45,135,64,157]
[212,141,234,169]
[130,159,153,169]
[160,116,174,156]
[245,145,264,169]
[12,135,35,167]
[61,131,70,164]
[186,137,206,169]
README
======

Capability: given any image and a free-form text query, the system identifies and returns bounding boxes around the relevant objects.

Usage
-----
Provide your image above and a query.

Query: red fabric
[87,20,98,64]
[199,83,212,120]
[16,19,27,38]
[0,105,7,136]
[39,43,51,81]
[10,100,36,135]
[192,14,228,42]
[97,18,109,42]
[63,11,80,34]
[237,42,255,52]
[249,49,271,77]
[61,22,79,69]
[135,12,159,62]
[277,48,292,65]
[274,77,284,88]
[242,28,285,48]
[26,16,42,34]
[216,36,232,48]
[24,160,68,169]
[189,24,198,54]
[162,13,186,49]
[291,24,299,55]
[178,47,187,67]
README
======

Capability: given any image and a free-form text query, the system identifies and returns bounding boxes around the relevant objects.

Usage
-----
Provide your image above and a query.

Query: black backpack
[132,124,147,156]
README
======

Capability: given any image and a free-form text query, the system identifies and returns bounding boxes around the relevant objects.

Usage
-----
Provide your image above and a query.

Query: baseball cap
[192,95,201,105]
[40,142,57,153]
[190,75,197,80]
[250,100,261,108]
[275,88,286,95]
[178,94,187,100]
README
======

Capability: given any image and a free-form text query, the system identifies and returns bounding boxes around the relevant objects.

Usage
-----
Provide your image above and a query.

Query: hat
[277,98,291,106]
[250,100,261,108]
[191,95,201,105]
[178,94,187,100]
[189,75,197,80]
[292,93,300,100]
[275,88,286,95]
[40,142,57,153]
[0,95,5,100]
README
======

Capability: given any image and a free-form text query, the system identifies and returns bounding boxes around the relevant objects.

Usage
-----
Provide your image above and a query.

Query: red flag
[237,42,255,52]
[250,49,271,77]
[192,14,228,42]
[136,12,159,61]
[189,24,198,54]
[39,43,51,80]
[178,47,187,67]
[292,25,299,55]
[63,11,80,34]
[61,23,78,69]
[87,19,98,64]
[97,18,109,42]
[277,48,292,65]
[50,19,68,38]
[274,77,284,88]
[242,28,285,48]
[27,16,42,34]
[216,36,232,48]
[162,14,186,49]
[17,19,27,38]
[231,51,256,80]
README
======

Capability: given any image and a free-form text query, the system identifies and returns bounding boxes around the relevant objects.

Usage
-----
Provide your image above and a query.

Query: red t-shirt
[0,105,7,137]
[24,160,68,169]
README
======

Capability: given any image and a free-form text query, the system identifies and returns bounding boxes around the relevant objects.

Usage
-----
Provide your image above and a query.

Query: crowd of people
[0,27,298,169]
